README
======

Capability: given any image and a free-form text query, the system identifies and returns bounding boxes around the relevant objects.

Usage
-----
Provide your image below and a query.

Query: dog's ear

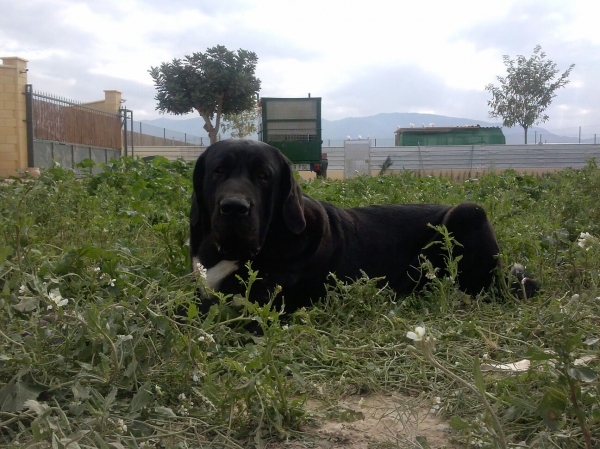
[192,151,206,205]
[190,152,208,266]
[281,159,306,234]
[190,191,200,226]
[191,151,207,228]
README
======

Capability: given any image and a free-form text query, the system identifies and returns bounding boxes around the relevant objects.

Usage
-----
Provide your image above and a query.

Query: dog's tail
[509,263,540,299]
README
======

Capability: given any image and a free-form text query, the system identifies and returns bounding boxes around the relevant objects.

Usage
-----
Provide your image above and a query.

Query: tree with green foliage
[485,45,574,144]
[149,45,261,145]
[221,107,259,139]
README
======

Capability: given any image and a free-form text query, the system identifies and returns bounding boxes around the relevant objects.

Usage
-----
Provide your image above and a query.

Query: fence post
[25,84,34,167]
[121,108,128,157]
[130,110,134,158]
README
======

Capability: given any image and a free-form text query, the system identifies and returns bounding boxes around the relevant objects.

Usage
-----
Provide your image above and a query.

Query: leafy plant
[1,158,599,447]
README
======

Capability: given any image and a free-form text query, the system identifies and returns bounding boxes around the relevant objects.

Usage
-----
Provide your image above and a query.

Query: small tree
[220,107,259,139]
[149,46,261,145]
[485,45,574,144]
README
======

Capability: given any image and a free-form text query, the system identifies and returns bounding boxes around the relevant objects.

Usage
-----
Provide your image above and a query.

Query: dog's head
[191,140,306,259]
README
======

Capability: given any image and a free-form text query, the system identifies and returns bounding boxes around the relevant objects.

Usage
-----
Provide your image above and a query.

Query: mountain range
[141,112,589,145]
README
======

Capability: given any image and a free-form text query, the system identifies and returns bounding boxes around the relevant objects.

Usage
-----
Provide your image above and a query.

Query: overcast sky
[1,0,598,137]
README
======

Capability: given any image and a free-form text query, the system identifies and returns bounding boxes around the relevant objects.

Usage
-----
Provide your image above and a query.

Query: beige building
[0,56,122,178]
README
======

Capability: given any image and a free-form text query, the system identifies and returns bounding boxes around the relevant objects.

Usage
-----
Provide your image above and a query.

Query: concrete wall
[133,145,205,162]
[0,57,29,177]
[33,140,121,175]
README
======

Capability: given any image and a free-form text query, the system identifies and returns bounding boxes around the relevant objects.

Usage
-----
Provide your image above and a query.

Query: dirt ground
[272,393,454,448]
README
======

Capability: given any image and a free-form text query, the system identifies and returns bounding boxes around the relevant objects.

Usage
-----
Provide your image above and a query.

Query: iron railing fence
[127,121,207,147]
[28,87,121,150]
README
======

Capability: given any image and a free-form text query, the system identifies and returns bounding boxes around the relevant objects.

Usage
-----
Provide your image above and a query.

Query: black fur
[190,139,529,312]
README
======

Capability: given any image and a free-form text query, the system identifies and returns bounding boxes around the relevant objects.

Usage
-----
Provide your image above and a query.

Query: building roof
[394,125,501,134]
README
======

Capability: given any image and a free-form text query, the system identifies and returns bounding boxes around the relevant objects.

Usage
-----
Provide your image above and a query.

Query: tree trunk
[523,125,529,144]
[200,113,218,145]
[199,94,224,146]
[208,127,218,145]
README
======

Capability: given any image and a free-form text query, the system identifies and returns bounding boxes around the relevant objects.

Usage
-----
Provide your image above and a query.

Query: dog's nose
[219,198,250,217]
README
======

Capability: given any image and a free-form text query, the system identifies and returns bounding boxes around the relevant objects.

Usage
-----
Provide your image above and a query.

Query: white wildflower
[406,326,427,342]
[425,267,439,280]
[116,418,127,434]
[48,289,68,308]
[19,284,26,294]
[155,385,163,395]
[577,232,598,251]
[198,332,214,343]
[178,393,186,401]
[192,257,207,278]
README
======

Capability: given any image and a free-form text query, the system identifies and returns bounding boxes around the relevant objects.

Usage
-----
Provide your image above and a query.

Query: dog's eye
[257,171,269,181]
[214,166,224,175]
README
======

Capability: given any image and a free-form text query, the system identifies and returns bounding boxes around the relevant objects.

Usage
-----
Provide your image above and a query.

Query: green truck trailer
[258,96,328,178]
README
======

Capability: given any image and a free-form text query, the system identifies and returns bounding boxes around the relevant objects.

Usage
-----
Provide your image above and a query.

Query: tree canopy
[149,46,261,145]
[485,45,574,144]
[221,108,259,139]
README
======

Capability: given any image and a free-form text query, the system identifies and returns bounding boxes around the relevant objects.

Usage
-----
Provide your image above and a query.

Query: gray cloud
[2,0,598,134]
[326,65,491,121]
[0,2,90,49]
[452,0,576,53]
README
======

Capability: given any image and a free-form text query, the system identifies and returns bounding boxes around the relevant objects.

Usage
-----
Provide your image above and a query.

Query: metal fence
[133,143,600,176]
[27,86,122,150]
[342,144,600,173]
[126,121,208,147]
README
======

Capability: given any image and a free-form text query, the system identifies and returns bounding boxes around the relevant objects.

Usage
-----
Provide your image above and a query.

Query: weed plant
[1,157,599,448]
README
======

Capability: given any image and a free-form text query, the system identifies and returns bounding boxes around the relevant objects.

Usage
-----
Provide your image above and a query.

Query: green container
[395,126,505,146]
[259,97,322,164]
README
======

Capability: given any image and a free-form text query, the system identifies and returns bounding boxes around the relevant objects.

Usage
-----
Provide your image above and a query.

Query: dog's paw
[510,263,540,299]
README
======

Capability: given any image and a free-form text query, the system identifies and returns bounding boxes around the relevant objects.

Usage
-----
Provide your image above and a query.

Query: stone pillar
[0,57,29,177]
[103,89,122,114]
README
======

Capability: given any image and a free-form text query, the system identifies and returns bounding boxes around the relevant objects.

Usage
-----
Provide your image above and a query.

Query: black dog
[190,139,531,312]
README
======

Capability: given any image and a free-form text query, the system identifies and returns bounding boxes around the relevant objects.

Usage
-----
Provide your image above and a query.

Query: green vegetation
[1,157,599,448]
[149,46,261,145]
[486,44,575,144]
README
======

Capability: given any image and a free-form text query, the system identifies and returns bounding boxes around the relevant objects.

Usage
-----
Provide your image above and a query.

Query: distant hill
[141,113,587,145]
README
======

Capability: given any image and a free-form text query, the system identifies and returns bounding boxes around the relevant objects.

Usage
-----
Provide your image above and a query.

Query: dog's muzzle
[219,197,250,217]
[213,196,260,257]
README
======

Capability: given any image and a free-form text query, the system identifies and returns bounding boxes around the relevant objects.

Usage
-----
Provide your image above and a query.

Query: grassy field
[1,157,599,448]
